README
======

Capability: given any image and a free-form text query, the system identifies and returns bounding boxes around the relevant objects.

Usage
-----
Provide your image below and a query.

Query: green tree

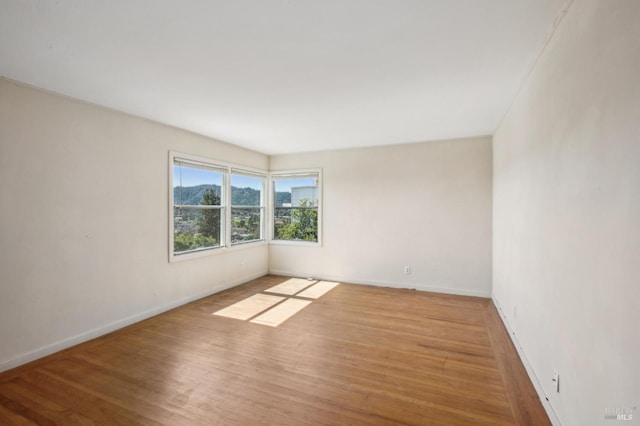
[275,198,317,241]
[199,188,221,242]
[174,232,194,252]
[174,233,217,251]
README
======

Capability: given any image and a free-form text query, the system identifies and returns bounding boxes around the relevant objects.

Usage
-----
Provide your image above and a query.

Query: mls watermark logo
[605,407,636,421]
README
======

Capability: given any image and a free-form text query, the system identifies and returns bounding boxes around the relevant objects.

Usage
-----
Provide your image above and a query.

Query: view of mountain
[173,184,291,206]
[274,191,291,207]
[174,184,220,205]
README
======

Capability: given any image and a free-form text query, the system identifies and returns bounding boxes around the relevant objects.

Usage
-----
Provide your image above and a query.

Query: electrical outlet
[403,266,411,275]
[552,370,559,392]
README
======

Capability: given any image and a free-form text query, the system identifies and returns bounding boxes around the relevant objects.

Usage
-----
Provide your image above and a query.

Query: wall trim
[269,269,491,298]
[491,295,562,426]
[0,271,266,374]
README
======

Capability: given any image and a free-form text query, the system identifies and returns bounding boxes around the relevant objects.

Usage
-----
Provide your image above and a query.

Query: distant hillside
[174,184,221,205]
[275,191,291,207]
[174,184,291,206]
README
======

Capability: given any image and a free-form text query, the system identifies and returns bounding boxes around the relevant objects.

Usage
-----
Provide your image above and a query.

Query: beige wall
[270,136,493,297]
[0,79,269,371]
[0,79,492,372]
[493,1,640,424]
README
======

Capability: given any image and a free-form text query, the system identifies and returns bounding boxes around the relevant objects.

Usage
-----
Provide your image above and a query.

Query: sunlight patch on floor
[250,298,312,327]
[212,278,340,327]
[297,281,340,299]
[263,277,316,296]
[212,293,285,320]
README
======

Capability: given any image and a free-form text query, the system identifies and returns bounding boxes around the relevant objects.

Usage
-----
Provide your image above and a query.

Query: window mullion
[173,205,223,210]
[261,178,267,241]
[224,167,231,248]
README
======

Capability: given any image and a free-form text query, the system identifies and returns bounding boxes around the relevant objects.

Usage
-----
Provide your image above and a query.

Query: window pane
[274,207,318,241]
[174,207,222,253]
[231,174,262,206]
[173,163,222,206]
[273,175,319,242]
[231,208,262,243]
[231,173,263,245]
[274,177,318,207]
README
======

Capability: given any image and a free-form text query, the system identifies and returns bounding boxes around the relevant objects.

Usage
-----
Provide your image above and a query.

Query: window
[169,152,266,261]
[172,158,225,255]
[231,171,264,244]
[272,171,321,244]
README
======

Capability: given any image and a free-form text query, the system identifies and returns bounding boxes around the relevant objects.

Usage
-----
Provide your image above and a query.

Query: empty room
[0,0,638,425]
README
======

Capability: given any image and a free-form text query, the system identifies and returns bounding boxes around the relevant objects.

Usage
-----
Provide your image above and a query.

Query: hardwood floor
[0,275,550,425]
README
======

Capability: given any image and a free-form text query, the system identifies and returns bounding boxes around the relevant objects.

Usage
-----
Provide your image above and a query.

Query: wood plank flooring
[0,275,550,425]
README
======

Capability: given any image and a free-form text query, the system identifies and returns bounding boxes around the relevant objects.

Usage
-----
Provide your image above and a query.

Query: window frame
[230,169,266,246]
[169,151,267,262]
[269,169,322,247]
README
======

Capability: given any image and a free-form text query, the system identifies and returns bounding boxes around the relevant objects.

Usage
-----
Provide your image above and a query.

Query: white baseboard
[0,271,266,373]
[491,295,562,426]
[269,269,491,298]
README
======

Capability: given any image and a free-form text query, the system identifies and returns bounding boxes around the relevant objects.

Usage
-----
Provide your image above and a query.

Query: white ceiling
[0,0,569,155]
